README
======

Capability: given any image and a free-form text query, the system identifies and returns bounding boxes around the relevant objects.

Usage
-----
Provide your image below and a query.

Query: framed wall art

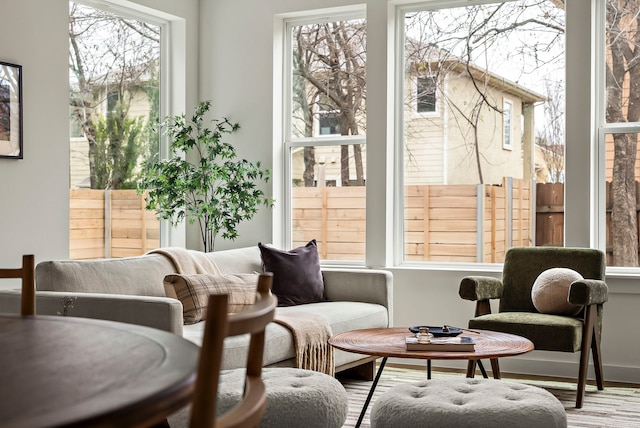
[0,61,23,159]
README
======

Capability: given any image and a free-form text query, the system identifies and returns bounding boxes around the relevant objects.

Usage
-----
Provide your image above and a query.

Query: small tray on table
[408,325,463,337]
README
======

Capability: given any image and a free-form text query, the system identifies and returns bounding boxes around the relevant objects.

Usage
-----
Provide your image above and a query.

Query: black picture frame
[0,61,23,159]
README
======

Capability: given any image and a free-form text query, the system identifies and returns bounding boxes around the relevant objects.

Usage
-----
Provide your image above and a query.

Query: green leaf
[137,101,274,252]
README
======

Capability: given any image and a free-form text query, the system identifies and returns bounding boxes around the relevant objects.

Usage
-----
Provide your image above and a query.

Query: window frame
[592,0,640,271]
[393,0,566,266]
[70,0,184,249]
[273,0,619,271]
[280,7,367,263]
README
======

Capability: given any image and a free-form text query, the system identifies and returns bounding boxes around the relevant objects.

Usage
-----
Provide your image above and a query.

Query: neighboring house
[404,60,545,186]
[69,77,156,189]
[292,57,545,187]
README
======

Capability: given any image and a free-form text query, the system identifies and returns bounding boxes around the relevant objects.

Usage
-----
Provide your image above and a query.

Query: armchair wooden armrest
[459,276,504,317]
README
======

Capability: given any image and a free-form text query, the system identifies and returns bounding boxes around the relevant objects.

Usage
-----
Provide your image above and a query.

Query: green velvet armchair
[459,246,608,408]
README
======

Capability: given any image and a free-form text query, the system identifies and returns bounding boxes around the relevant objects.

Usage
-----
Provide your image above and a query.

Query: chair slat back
[189,272,276,428]
[500,247,605,313]
[0,255,35,315]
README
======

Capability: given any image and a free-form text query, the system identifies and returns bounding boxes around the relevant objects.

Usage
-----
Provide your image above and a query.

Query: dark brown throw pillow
[258,240,324,306]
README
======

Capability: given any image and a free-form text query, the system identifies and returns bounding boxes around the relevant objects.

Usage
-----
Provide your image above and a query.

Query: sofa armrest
[569,279,609,306]
[321,268,393,318]
[0,290,184,335]
[459,276,504,301]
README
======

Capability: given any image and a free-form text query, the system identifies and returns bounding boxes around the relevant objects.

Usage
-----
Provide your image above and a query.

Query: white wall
[200,0,640,384]
[0,1,70,276]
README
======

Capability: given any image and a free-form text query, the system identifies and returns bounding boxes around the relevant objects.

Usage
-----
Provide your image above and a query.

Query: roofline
[416,59,547,104]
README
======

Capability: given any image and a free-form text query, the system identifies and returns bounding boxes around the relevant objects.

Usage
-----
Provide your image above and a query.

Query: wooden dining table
[0,314,200,428]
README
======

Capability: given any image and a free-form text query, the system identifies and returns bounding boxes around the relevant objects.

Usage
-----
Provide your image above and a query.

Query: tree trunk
[607,2,639,266]
[611,134,638,265]
[354,144,364,186]
[341,145,350,186]
[303,147,316,186]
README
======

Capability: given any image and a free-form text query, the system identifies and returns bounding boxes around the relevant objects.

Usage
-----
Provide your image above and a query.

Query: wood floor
[339,364,640,428]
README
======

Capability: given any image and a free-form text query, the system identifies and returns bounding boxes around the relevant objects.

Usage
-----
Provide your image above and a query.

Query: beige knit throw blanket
[273,310,335,376]
[148,247,222,275]
[149,247,335,375]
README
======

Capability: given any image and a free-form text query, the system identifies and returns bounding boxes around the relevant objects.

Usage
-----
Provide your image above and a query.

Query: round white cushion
[370,378,567,428]
[217,368,348,428]
[531,267,583,315]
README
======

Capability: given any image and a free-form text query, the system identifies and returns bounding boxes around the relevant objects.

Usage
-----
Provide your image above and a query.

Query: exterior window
[69,1,164,259]
[597,0,640,267]
[318,111,341,135]
[285,11,366,262]
[503,99,513,150]
[69,107,84,138]
[106,90,119,121]
[399,0,564,263]
[416,75,437,113]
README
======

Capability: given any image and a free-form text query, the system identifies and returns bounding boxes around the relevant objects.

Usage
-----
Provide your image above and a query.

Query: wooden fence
[70,189,159,260]
[292,186,366,261]
[404,178,531,263]
[536,181,640,264]
[70,179,532,262]
[535,182,564,247]
[292,177,532,263]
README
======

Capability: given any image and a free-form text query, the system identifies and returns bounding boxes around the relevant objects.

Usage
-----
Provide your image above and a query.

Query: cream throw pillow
[164,273,259,324]
[531,267,583,316]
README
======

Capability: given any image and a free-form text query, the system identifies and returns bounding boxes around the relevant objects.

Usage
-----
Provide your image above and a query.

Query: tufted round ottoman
[370,378,566,428]
[217,367,348,428]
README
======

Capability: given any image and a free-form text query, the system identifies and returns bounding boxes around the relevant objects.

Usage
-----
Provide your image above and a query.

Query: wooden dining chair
[0,254,35,315]
[189,272,277,428]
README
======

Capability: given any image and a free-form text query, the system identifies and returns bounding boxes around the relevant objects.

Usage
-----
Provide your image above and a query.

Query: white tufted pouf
[216,367,348,428]
[370,378,567,428]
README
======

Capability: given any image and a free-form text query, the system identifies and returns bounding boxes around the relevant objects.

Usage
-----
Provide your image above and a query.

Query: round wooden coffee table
[330,327,533,362]
[330,327,534,428]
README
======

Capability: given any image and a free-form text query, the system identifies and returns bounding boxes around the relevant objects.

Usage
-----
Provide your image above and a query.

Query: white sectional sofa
[0,246,392,376]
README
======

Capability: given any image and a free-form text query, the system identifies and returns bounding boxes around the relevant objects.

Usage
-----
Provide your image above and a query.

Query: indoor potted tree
[138,101,273,252]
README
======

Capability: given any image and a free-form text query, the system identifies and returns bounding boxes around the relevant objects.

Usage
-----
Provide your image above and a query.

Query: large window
[398,0,565,263]
[598,0,640,267]
[284,10,367,262]
[69,1,164,259]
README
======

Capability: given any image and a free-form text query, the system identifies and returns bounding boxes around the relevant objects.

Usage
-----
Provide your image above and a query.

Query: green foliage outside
[93,109,145,189]
[138,101,273,252]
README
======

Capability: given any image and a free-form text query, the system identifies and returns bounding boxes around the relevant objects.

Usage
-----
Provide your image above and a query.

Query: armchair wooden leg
[576,305,597,409]
[591,315,604,391]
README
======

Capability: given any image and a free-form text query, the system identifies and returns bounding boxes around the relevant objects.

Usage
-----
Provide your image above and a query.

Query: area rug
[339,365,640,428]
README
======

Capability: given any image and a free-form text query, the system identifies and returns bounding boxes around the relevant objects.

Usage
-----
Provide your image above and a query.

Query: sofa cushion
[35,254,175,296]
[469,312,583,352]
[207,246,263,274]
[258,240,324,307]
[164,273,259,324]
[182,301,389,370]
